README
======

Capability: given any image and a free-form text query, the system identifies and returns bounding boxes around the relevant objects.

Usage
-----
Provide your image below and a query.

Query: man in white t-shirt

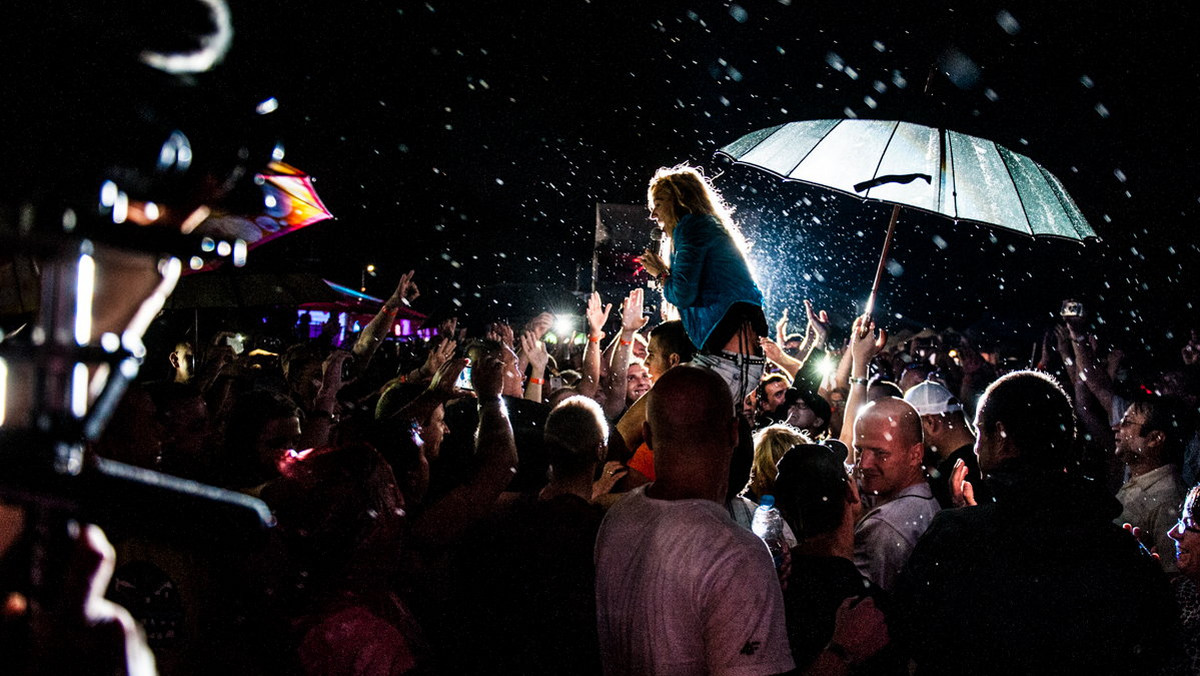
[594,366,794,676]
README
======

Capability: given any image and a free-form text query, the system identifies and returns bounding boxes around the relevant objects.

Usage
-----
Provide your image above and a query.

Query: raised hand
[586,291,612,338]
[428,357,469,398]
[950,458,977,508]
[775,307,790,344]
[486,322,516,349]
[849,315,887,367]
[804,299,830,348]
[319,349,354,395]
[421,337,457,380]
[525,312,555,340]
[520,330,550,372]
[387,269,420,308]
[760,336,785,364]
[620,288,649,333]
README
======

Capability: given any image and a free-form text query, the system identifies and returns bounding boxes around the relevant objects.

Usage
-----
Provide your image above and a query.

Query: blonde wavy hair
[743,423,810,501]
[647,164,733,224]
[648,164,752,255]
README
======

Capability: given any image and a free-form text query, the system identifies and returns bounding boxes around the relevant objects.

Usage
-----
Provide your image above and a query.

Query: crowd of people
[5,3,1194,675]
[49,165,1198,675]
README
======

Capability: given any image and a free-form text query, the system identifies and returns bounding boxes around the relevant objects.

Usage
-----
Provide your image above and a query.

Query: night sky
[224,1,1199,355]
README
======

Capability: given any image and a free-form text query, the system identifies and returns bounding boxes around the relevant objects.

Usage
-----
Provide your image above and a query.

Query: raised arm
[521,330,550,403]
[579,292,611,399]
[601,288,648,419]
[838,315,887,455]
[760,336,803,380]
[412,353,518,547]
[798,299,831,365]
[775,307,790,345]
[392,336,456,388]
[299,349,351,450]
[1066,313,1116,419]
[1053,324,1079,384]
[382,357,468,424]
[352,269,419,369]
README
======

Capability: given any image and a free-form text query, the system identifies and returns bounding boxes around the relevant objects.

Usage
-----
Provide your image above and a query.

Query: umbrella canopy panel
[719,119,1096,241]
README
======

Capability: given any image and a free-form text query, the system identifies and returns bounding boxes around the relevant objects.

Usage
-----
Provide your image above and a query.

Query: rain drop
[996,10,1020,34]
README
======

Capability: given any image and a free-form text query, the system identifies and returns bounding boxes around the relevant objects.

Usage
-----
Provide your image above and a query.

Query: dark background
[218,0,1197,355]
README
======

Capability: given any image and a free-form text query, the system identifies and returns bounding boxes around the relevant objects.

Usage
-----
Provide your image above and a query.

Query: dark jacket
[662,213,764,351]
[894,468,1182,675]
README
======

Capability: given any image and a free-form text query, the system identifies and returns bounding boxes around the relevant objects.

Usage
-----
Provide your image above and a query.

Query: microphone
[648,227,662,252]
[646,228,664,290]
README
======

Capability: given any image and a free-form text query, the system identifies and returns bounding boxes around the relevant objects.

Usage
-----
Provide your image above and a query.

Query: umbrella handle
[865,204,902,319]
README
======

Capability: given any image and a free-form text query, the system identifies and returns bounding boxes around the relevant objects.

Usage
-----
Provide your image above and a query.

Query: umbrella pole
[864,204,902,319]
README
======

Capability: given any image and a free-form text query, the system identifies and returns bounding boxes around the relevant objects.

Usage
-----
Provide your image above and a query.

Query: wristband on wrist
[620,340,632,346]
[528,377,544,385]
[849,376,869,387]
[588,335,602,343]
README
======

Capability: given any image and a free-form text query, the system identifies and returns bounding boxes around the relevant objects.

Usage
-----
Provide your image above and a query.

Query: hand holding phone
[1060,300,1084,318]
[454,364,475,391]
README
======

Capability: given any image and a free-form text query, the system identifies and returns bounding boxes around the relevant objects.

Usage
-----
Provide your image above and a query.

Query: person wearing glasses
[1169,485,1200,673]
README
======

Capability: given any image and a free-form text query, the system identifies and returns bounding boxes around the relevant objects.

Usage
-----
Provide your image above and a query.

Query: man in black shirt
[904,380,989,508]
[895,371,1181,675]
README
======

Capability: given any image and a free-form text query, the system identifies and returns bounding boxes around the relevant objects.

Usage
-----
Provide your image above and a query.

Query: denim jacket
[662,213,764,350]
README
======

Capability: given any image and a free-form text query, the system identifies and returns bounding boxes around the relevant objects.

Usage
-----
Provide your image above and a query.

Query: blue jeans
[689,350,765,411]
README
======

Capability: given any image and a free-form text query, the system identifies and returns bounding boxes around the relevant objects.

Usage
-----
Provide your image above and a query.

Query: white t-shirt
[595,487,795,676]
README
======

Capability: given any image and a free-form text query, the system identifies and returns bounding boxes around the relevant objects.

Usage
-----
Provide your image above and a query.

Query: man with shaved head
[852,396,940,591]
[595,366,794,675]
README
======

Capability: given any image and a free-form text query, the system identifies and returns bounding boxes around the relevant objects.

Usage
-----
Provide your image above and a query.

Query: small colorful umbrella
[189,161,333,271]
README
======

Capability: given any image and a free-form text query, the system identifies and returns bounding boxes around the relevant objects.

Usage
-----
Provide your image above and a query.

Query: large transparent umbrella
[718,119,1098,316]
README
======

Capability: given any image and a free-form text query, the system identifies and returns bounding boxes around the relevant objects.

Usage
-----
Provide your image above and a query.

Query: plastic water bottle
[751,495,787,571]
